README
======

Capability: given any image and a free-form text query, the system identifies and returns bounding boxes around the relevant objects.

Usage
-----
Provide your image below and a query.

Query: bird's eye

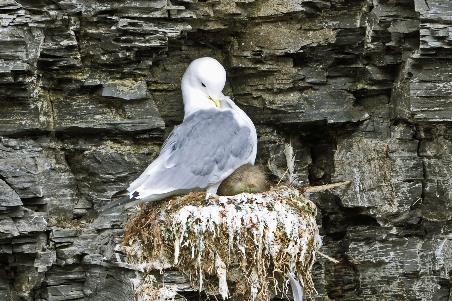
[201,82,206,87]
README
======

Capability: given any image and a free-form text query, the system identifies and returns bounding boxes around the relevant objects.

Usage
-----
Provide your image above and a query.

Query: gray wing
[128,109,255,199]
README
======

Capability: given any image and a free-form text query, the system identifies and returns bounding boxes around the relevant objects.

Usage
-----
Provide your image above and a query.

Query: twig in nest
[277,167,290,186]
[316,251,340,264]
[302,181,351,193]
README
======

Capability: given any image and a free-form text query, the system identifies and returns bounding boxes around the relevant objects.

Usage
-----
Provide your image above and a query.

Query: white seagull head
[181,57,227,119]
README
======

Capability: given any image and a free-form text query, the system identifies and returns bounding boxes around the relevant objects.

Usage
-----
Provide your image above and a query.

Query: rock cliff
[0,0,450,300]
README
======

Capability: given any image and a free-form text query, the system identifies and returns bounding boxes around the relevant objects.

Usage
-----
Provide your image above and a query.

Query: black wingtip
[99,191,132,214]
[132,191,139,199]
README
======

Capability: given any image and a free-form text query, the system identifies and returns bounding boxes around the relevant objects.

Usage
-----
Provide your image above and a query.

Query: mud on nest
[123,186,320,300]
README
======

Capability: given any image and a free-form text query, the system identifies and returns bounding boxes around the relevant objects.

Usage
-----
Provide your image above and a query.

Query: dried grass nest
[123,186,321,300]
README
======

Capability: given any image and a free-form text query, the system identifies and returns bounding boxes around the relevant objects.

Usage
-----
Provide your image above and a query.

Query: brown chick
[218,164,269,196]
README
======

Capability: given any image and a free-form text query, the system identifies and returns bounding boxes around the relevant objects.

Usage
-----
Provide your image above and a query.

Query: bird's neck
[181,78,216,119]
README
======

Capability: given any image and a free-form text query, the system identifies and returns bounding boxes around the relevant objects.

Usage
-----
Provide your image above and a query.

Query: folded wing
[127,109,255,201]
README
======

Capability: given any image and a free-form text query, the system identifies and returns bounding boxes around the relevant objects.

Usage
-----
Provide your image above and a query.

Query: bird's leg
[205,192,217,199]
[205,183,220,203]
[205,193,220,205]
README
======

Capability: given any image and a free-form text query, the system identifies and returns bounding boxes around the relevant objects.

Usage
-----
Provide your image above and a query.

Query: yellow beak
[208,96,221,108]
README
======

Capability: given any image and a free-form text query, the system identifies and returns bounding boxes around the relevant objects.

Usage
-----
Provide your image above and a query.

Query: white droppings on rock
[250,268,260,300]
[215,254,229,299]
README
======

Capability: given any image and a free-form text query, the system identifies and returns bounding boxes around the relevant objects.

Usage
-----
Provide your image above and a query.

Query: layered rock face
[0,0,450,300]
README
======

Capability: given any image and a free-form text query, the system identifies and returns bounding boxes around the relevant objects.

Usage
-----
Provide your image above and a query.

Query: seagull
[103,57,257,211]
[103,58,303,301]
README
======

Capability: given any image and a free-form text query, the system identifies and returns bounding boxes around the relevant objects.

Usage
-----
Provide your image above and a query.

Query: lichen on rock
[123,186,320,300]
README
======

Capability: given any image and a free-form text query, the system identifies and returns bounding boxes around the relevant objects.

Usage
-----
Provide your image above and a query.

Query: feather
[288,272,304,301]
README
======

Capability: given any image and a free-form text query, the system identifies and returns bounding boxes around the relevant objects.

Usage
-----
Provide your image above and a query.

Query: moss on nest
[123,186,320,300]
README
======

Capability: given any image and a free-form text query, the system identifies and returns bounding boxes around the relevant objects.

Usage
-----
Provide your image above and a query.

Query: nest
[123,186,320,300]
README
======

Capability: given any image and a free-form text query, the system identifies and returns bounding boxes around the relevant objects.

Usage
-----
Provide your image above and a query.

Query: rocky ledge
[0,0,451,300]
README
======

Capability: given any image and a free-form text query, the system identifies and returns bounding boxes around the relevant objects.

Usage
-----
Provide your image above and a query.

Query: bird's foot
[205,192,220,204]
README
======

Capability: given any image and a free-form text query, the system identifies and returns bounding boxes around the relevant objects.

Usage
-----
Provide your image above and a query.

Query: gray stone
[35,250,57,273]
[0,217,19,239]
[418,125,452,222]
[46,283,85,300]
[0,138,44,199]
[53,95,165,134]
[0,179,22,207]
[347,229,451,300]
[0,0,451,300]
[331,125,423,224]
[15,209,47,234]
[101,80,148,100]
